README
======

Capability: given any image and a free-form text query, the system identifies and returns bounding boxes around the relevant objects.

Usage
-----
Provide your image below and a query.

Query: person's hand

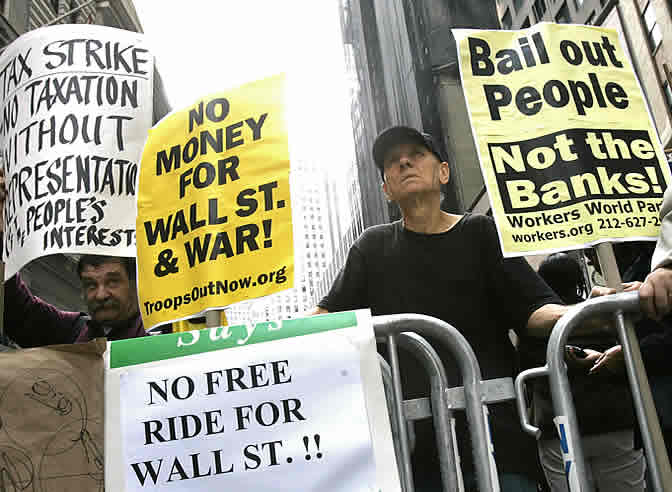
[638,267,672,320]
[589,285,618,298]
[589,345,624,375]
[565,346,602,370]
[589,281,640,298]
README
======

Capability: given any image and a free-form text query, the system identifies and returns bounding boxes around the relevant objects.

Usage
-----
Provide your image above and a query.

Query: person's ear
[439,161,450,185]
[382,179,392,201]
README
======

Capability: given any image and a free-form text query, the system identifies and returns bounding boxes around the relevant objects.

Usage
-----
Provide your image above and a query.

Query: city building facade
[338,0,502,225]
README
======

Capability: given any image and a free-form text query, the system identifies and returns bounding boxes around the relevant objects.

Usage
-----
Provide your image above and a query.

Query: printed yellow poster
[454,23,671,256]
[137,73,292,329]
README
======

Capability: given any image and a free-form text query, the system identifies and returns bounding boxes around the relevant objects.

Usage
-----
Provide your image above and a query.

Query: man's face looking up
[382,142,449,203]
[79,260,138,323]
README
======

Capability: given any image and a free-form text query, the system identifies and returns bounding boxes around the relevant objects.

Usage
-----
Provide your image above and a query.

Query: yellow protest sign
[137,74,292,329]
[454,23,671,256]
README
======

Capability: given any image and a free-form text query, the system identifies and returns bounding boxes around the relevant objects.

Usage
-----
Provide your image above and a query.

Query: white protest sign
[106,310,400,492]
[0,25,154,278]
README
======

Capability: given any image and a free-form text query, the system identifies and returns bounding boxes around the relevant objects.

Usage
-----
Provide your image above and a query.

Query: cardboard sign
[0,25,154,277]
[0,340,106,492]
[136,73,293,329]
[454,23,671,256]
[105,310,401,492]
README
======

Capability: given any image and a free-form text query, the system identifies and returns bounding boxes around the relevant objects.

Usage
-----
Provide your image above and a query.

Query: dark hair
[77,255,135,280]
[538,253,587,304]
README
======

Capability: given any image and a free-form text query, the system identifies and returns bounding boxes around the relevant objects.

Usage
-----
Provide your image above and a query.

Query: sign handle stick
[205,310,221,328]
[595,242,672,491]
[0,260,4,340]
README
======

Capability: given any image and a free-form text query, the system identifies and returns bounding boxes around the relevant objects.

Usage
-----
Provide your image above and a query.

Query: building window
[533,0,547,20]
[643,2,663,52]
[664,81,672,113]
[501,8,512,29]
[556,3,570,23]
[51,0,59,12]
[514,0,525,13]
[522,16,531,28]
[574,0,584,9]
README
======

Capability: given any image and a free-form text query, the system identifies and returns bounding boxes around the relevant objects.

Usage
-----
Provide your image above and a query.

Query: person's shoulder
[455,213,495,236]
[355,221,398,245]
[461,212,493,226]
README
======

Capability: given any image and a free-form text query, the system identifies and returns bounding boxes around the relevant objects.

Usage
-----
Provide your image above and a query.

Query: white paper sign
[0,25,154,278]
[107,311,400,492]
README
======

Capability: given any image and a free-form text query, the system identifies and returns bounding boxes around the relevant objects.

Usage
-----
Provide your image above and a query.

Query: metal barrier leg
[398,332,461,492]
[545,309,592,492]
[379,355,409,491]
[615,312,672,491]
[374,315,499,492]
[387,334,415,492]
[596,242,672,490]
[540,292,663,492]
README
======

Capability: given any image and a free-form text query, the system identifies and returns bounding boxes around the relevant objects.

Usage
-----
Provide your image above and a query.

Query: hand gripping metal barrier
[373,314,518,492]
[514,291,672,492]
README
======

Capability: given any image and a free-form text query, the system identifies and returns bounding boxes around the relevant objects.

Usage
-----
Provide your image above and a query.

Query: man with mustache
[0,166,146,346]
[4,254,146,347]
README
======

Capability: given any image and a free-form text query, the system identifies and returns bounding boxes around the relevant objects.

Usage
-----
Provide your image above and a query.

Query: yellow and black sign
[455,23,671,256]
[136,74,293,329]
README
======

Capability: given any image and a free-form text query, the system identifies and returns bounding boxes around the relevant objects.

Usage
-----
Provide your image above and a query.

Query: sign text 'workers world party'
[0,25,153,278]
[105,310,401,492]
[136,73,293,329]
[454,23,671,256]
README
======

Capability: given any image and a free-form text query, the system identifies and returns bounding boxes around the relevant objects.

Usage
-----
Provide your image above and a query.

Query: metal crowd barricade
[373,313,518,492]
[515,292,672,492]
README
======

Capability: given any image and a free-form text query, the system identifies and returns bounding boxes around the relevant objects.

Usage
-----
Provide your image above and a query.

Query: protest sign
[0,25,153,277]
[105,310,400,492]
[136,73,293,329]
[0,339,105,492]
[454,23,672,256]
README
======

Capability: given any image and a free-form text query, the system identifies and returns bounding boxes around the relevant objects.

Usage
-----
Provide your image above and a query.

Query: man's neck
[90,311,139,333]
[400,204,460,234]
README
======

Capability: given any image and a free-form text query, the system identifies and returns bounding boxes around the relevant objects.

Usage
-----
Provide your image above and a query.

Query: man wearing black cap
[313,126,568,491]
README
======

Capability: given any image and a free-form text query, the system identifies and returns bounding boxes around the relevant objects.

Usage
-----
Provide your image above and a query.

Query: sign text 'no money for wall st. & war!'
[136,74,293,329]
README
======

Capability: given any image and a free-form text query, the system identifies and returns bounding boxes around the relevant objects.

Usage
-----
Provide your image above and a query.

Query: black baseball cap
[372,126,446,175]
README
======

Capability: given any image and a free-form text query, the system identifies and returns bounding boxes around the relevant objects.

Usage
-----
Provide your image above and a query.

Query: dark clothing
[4,274,146,347]
[319,214,559,482]
[519,334,635,439]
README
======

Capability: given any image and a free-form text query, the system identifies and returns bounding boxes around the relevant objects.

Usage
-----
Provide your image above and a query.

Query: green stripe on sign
[110,311,358,368]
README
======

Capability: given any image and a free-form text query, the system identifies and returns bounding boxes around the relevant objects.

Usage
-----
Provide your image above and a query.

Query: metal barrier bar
[379,355,410,489]
[374,314,499,492]
[595,242,672,490]
[397,332,460,492]
[614,310,672,491]
[515,291,671,492]
[387,334,415,492]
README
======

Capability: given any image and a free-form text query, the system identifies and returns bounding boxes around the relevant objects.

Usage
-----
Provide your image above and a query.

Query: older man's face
[382,142,449,203]
[80,261,138,323]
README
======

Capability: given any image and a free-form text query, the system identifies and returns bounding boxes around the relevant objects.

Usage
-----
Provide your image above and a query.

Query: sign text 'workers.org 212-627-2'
[454,23,672,256]
[136,74,293,329]
[0,25,153,278]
